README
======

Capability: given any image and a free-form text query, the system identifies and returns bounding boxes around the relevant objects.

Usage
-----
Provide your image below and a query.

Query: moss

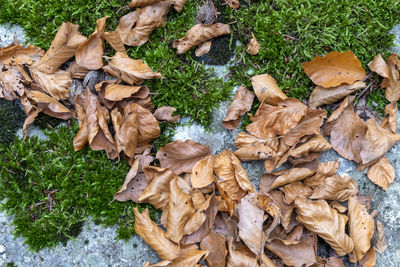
[0,99,26,144]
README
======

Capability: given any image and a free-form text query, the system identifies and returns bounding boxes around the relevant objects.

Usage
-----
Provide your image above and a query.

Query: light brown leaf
[167,244,208,266]
[330,201,347,213]
[295,198,354,256]
[173,0,187,12]
[325,257,345,267]
[22,107,42,138]
[102,30,127,54]
[154,106,180,123]
[302,50,366,88]
[223,86,254,129]
[129,0,164,8]
[309,174,358,202]
[270,168,315,190]
[104,84,145,101]
[29,67,71,100]
[247,32,260,55]
[27,90,73,120]
[0,64,27,100]
[114,159,148,202]
[374,220,388,254]
[214,213,238,241]
[116,11,139,43]
[73,94,88,151]
[304,160,340,189]
[225,0,240,9]
[234,132,277,160]
[269,190,298,232]
[173,23,230,54]
[250,74,288,105]
[359,248,376,267]
[367,156,394,190]
[368,54,389,78]
[183,196,212,235]
[0,43,44,66]
[190,155,215,188]
[226,238,258,267]
[384,54,400,102]
[200,231,227,267]
[195,40,212,57]
[381,102,397,133]
[280,182,312,204]
[130,102,160,145]
[156,139,210,175]
[133,207,180,260]
[33,22,86,73]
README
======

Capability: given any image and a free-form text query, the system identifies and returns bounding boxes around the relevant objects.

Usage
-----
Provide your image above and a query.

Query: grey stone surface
[0,23,25,47]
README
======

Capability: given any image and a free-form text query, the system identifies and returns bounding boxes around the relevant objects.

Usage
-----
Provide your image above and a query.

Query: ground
[1,0,400,266]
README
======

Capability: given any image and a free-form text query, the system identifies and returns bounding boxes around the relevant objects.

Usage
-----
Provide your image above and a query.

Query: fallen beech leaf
[309,174,358,202]
[225,0,240,9]
[330,201,347,213]
[200,230,227,267]
[348,197,374,262]
[304,160,340,189]
[0,43,44,66]
[104,84,146,101]
[381,102,397,133]
[114,159,148,202]
[173,23,230,54]
[368,54,389,78]
[384,54,400,102]
[256,194,281,238]
[308,81,366,108]
[103,52,162,85]
[0,64,27,100]
[133,207,180,260]
[260,253,277,267]
[130,102,160,144]
[167,244,208,266]
[102,31,127,54]
[116,11,139,43]
[29,67,71,100]
[154,106,180,123]
[22,107,42,138]
[165,178,195,243]
[173,0,187,12]
[223,86,254,129]
[234,132,277,160]
[374,220,388,254]
[325,257,345,267]
[129,0,164,7]
[191,155,215,188]
[183,195,212,235]
[247,32,260,55]
[359,247,376,267]
[269,190,297,232]
[73,94,88,151]
[156,139,210,175]
[295,198,354,256]
[33,22,86,73]
[27,90,73,120]
[214,212,238,241]
[237,193,266,256]
[270,168,315,190]
[280,182,312,204]
[251,74,288,105]
[195,40,212,57]
[367,156,394,190]
[226,238,258,267]
[302,50,366,88]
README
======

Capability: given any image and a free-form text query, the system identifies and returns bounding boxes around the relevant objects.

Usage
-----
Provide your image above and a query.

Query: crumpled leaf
[247,32,260,55]
[154,106,180,123]
[383,54,400,102]
[200,230,227,267]
[226,238,258,267]
[156,139,210,175]
[359,248,376,267]
[195,40,212,57]
[225,0,240,9]
[27,90,73,120]
[280,182,312,204]
[295,198,354,256]
[114,159,148,202]
[251,74,288,105]
[302,50,366,88]
[373,220,387,254]
[270,168,315,190]
[214,212,238,241]
[165,178,195,243]
[304,160,340,189]
[166,244,208,266]
[183,195,212,235]
[381,102,397,133]
[129,102,160,145]
[348,197,374,262]
[73,94,88,150]
[190,155,215,188]
[368,54,389,78]
[269,190,298,232]
[234,132,277,160]
[309,174,358,202]
[103,52,162,85]
[173,0,187,12]
[0,64,27,100]
[237,193,266,256]
[29,67,72,100]
[102,30,127,54]
[0,42,44,66]
[133,207,180,260]
[223,86,254,129]
[308,81,366,108]
[367,156,394,190]
[33,22,86,73]
[173,23,230,54]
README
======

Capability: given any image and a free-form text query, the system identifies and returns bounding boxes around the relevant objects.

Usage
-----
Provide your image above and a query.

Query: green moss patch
[0,99,26,144]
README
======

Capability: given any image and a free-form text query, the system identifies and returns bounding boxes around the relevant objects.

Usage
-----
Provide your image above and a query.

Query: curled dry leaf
[269,190,297,232]
[73,94,88,150]
[330,201,347,213]
[223,86,254,129]
[302,50,366,88]
[214,212,238,241]
[0,43,44,66]
[166,244,208,266]
[154,106,180,123]
[116,11,139,44]
[383,54,400,103]
[103,52,162,85]
[247,32,260,55]
[304,160,339,189]
[251,74,287,105]
[368,54,389,78]
[195,40,212,57]
[101,31,127,54]
[129,102,160,145]
[234,132,276,161]
[226,238,258,267]
[129,0,164,8]
[367,156,394,190]
[29,67,72,100]
[200,230,227,267]
[225,0,240,9]
[348,197,374,262]
[308,81,366,108]
[295,198,354,256]
[309,174,358,202]
[382,102,397,134]
[33,22,86,73]
[183,195,212,235]
[27,90,73,120]
[280,182,312,204]
[156,139,210,175]
[190,155,215,189]
[374,220,388,254]
[359,247,376,267]
[270,168,315,190]
[0,64,27,100]
[173,23,230,54]
[133,207,180,260]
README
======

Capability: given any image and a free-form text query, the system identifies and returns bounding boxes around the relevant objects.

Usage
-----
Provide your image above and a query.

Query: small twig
[283,34,299,41]
[356,83,374,98]
[362,72,374,82]
[116,5,130,14]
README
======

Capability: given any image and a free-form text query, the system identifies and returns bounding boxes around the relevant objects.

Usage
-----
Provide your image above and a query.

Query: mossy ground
[1,0,400,250]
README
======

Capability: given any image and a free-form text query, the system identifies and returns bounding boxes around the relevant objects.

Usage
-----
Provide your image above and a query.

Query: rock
[0,23,25,47]
[69,79,85,106]
[83,70,104,93]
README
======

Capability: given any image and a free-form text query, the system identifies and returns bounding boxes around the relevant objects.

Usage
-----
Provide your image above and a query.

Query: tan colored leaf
[183,196,212,235]
[309,81,366,108]
[256,194,281,237]
[280,182,312,204]
[214,213,238,241]
[269,190,297,232]
[302,50,366,88]
[367,156,394,190]
[381,102,397,133]
[374,220,387,254]
[73,94,88,151]
[190,155,215,188]
[156,139,210,175]
[260,253,277,267]
[22,107,42,138]
[27,90,73,120]
[0,64,27,100]
[223,86,254,129]
[200,230,227,267]
[114,159,148,202]
[133,207,180,260]
[270,168,315,190]
[295,198,354,256]
[103,52,162,85]
[116,11,139,43]
[167,244,208,266]
[173,0,187,12]
[225,0,240,9]
[0,43,44,66]
[310,174,358,202]
[104,84,145,101]
[29,67,71,100]
[173,23,230,54]
[154,106,180,123]
[384,54,400,102]
[348,197,374,262]
[129,0,164,7]
[33,22,86,73]
[130,102,160,144]
[195,40,212,57]
[247,32,260,55]
[250,74,288,105]
[359,247,376,267]
[330,201,347,213]
[304,160,340,189]
[325,257,345,267]
[234,132,277,161]
[226,238,258,267]
[368,54,389,78]
[102,30,127,54]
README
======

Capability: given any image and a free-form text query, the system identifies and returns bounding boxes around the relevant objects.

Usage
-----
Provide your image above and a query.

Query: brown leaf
[325,257,345,267]
[103,52,162,85]
[330,201,347,213]
[295,198,354,256]
[167,244,208,266]
[190,155,215,189]
[348,197,374,262]
[359,248,376,267]
[302,50,366,88]
[200,231,227,267]
[381,102,397,133]
[173,0,187,12]
[223,86,254,129]
[33,22,86,73]
[183,195,212,235]
[173,23,230,54]
[129,0,164,8]
[280,182,312,204]
[104,84,147,101]
[373,220,388,254]
[270,168,315,190]
[0,64,27,100]
[226,238,258,267]
[0,43,44,66]
[156,139,210,175]
[308,81,366,108]
[102,30,127,54]
[384,54,400,102]
[214,212,238,241]
[309,174,358,202]
[73,94,88,151]
[116,11,139,43]
[234,132,277,161]
[114,159,148,202]
[247,32,260,55]
[27,90,73,120]
[304,160,340,189]
[269,190,298,232]
[367,156,394,190]
[195,40,212,57]
[133,207,180,260]
[29,67,71,100]
[22,107,42,138]
[251,74,288,105]
[225,0,240,9]
[130,102,160,145]
[154,106,180,123]
[368,54,389,78]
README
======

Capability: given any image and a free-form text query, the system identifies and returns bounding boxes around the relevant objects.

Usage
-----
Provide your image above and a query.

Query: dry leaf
[368,54,389,78]
[167,244,208,266]
[190,155,215,188]
[302,50,366,88]
[381,102,397,133]
[374,220,388,254]
[104,84,146,101]
[173,0,187,12]
[73,94,88,150]
[280,182,312,204]
[247,32,260,55]
[195,40,212,57]
[214,213,238,241]
[114,159,148,202]
[250,74,287,105]
[129,0,164,8]
[295,198,354,256]
[0,64,27,100]
[384,54,400,102]
[133,207,180,260]
[269,190,298,232]
[226,238,258,267]
[309,174,358,202]
[27,90,73,120]
[156,139,210,175]
[173,23,230,54]
[129,102,160,145]
[0,43,44,66]
[223,86,254,129]
[154,106,180,123]
[29,67,72,100]
[303,160,340,189]
[330,201,347,213]
[270,168,315,190]
[183,196,212,235]
[359,247,376,267]
[33,22,86,73]
[200,231,227,267]
[234,132,276,160]
[325,257,345,267]
[367,156,394,190]
[102,30,127,54]
[225,0,240,9]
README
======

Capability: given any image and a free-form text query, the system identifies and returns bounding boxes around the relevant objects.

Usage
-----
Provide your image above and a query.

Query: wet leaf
[250,74,287,105]
[191,155,215,189]
[247,32,260,55]
[367,156,394,190]
[223,86,254,129]
[373,220,387,254]
[309,174,358,202]
[195,40,212,57]
[154,106,180,123]
[114,159,148,202]
[200,230,227,267]
[29,67,72,100]
[368,54,389,78]
[0,43,44,66]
